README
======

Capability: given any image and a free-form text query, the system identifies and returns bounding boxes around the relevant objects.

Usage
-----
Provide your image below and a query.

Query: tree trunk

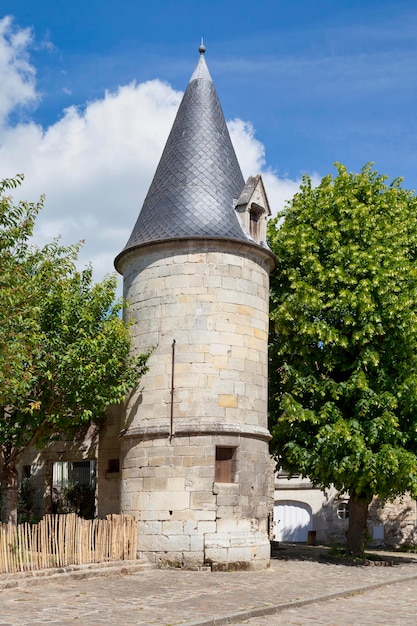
[0,462,18,524]
[345,495,371,557]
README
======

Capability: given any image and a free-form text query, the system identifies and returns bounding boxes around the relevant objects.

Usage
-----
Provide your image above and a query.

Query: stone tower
[114,44,276,570]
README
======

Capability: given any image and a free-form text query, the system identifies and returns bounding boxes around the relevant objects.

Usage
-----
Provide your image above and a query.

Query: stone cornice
[115,236,277,275]
[120,422,272,442]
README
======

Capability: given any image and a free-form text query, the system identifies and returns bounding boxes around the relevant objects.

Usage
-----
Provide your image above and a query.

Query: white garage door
[273,500,313,542]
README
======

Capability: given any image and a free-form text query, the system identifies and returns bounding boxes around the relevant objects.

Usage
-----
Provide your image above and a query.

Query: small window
[23,465,31,479]
[215,446,236,483]
[249,204,263,241]
[107,459,120,473]
[337,502,349,520]
[52,460,96,489]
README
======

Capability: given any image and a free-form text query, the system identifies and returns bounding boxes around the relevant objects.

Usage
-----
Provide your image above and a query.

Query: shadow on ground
[271,542,417,567]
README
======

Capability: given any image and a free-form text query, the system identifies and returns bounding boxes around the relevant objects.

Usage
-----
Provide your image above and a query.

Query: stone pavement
[1,544,417,625]
[234,578,417,625]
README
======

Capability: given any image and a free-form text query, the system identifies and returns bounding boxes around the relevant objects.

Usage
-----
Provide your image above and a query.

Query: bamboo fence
[0,513,137,574]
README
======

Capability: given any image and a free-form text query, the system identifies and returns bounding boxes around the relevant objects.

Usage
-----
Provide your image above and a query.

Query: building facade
[12,45,416,559]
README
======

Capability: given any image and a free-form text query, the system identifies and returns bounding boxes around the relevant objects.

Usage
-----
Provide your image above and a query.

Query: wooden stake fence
[0,514,137,574]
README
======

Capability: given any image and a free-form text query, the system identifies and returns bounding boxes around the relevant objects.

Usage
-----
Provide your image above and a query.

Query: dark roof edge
[114,236,278,274]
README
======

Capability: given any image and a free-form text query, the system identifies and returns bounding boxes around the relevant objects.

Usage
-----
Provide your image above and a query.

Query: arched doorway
[273,500,313,542]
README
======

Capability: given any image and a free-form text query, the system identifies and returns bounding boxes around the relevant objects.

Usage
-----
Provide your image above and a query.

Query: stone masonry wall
[120,432,270,569]
[96,404,122,517]
[118,239,274,569]
[120,240,272,436]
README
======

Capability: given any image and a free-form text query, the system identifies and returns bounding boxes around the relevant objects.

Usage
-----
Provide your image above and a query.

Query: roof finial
[199,37,206,55]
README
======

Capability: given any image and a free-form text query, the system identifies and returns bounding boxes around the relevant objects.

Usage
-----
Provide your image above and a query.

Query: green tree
[0,175,149,523]
[268,163,417,556]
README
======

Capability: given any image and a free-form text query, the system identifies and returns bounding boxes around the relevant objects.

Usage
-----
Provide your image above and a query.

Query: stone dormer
[235,175,271,246]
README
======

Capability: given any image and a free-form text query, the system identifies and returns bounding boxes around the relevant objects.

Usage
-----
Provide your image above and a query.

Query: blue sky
[1,0,417,278]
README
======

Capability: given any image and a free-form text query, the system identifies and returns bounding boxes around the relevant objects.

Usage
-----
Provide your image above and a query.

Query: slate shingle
[116,51,250,262]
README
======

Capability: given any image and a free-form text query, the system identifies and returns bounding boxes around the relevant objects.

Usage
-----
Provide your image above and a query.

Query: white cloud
[228,118,319,215]
[0,18,314,285]
[0,16,38,126]
[0,80,182,275]
[228,119,266,176]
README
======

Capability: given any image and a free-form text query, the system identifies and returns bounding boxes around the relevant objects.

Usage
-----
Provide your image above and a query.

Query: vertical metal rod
[170,339,176,442]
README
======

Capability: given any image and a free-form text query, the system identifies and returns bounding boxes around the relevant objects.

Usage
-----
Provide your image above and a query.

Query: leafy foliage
[52,483,96,520]
[268,163,417,505]
[0,175,149,521]
[17,477,39,524]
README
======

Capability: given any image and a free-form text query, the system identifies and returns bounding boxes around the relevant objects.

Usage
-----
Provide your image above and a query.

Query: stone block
[149,491,190,511]
[221,276,240,291]
[216,493,239,506]
[218,395,238,408]
[213,481,240,495]
[138,534,165,552]
[214,379,235,394]
[141,532,190,554]
[190,491,216,510]
[254,542,271,561]
[181,509,216,522]
[204,532,231,549]
[133,466,157,478]
[162,520,184,535]
[187,456,213,468]
[190,535,205,552]
[121,467,143,480]
[197,521,217,534]
[196,467,217,482]
[254,328,268,341]
[183,520,199,535]
[209,356,228,370]
[143,476,168,491]
[235,323,253,337]
[127,491,148,510]
[189,435,215,447]
[166,476,186,491]
[172,252,188,265]
[169,456,185,468]
[138,463,168,478]
[228,358,245,372]
[143,521,162,535]
[227,546,252,562]
[244,335,264,351]
[215,319,235,333]
[152,550,184,567]
[216,506,234,518]
[164,534,191,552]
[187,250,207,263]
[185,474,211,492]
[216,518,239,534]
[170,444,194,456]
[204,547,229,563]
[138,509,172,521]
[203,275,222,288]
[230,532,259,547]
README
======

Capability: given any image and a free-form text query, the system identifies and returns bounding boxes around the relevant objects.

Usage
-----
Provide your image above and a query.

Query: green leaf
[268,162,417,502]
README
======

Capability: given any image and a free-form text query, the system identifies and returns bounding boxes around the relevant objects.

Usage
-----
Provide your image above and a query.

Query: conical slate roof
[116,46,250,266]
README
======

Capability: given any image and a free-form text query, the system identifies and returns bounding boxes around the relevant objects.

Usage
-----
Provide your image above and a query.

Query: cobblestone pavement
[235,577,417,625]
[1,546,417,625]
